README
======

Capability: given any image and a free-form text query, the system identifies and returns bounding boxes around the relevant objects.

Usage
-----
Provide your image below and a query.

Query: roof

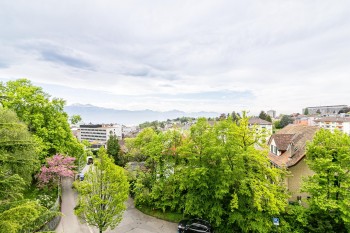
[270,134,294,150]
[248,117,272,125]
[268,125,319,167]
[314,117,350,123]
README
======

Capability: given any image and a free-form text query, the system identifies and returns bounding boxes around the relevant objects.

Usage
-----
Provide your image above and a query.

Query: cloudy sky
[1,1,349,115]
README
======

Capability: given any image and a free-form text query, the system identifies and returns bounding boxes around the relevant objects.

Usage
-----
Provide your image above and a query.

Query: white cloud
[1,0,350,115]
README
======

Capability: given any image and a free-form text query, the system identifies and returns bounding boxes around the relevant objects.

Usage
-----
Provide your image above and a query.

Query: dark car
[178,218,214,233]
[87,157,93,165]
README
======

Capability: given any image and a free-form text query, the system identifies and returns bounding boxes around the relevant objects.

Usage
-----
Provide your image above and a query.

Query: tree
[316,109,321,114]
[0,79,84,160]
[259,111,272,122]
[304,108,309,115]
[37,154,76,188]
[0,109,39,185]
[279,115,293,128]
[131,116,289,232]
[106,133,122,165]
[69,114,82,125]
[231,111,241,123]
[303,129,350,231]
[75,147,129,233]
[0,109,56,232]
[338,107,350,114]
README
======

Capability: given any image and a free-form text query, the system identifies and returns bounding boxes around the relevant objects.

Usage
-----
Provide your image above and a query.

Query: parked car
[178,218,214,233]
[87,156,93,165]
[79,173,84,181]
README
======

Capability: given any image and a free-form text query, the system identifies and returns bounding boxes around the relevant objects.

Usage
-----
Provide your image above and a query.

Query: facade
[268,125,319,201]
[77,124,122,143]
[248,117,273,141]
[293,115,317,126]
[302,105,347,115]
[314,117,350,135]
[267,110,276,119]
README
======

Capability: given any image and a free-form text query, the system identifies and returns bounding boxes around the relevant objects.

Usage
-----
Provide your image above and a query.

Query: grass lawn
[137,205,183,223]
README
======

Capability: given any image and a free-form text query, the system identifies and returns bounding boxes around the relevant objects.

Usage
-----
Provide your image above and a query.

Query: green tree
[69,114,82,125]
[131,116,289,232]
[106,133,122,166]
[259,111,272,122]
[75,147,129,233]
[279,115,293,128]
[0,79,84,160]
[303,129,350,231]
[0,109,56,232]
[304,108,309,115]
[0,109,39,185]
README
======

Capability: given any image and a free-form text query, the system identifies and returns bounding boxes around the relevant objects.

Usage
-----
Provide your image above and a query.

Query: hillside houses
[268,125,319,201]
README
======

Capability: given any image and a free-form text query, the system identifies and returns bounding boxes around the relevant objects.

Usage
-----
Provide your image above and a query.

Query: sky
[1,1,350,115]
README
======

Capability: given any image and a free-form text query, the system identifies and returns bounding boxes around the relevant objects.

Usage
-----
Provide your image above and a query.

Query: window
[270,145,278,155]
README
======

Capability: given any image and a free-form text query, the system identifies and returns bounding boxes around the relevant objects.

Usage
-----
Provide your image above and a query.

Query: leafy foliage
[279,115,293,128]
[128,115,289,232]
[106,133,122,166]
[0,79,84,160]
[303,129,350,231]
[259,110,272,122]
[75,147,129,233]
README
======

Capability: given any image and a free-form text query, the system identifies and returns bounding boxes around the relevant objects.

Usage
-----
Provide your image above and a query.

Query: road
[55,176,177,233]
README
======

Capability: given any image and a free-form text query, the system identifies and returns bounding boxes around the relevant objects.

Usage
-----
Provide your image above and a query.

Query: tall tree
[75,147,129,233]
[279,115,293,128]
[259,111,272,122]
[0,109,39,185]
[304,108,309,115]
[131,116,289,232]
[0,79,84,160]
[303,129,350,231]
[0,109,55,233]
[106,133,121,166]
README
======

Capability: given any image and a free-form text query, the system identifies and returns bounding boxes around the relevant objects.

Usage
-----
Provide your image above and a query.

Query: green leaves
[0,79,84,160]
[303,129,350,230]
[75,147,129,232]
[130,116,289,232]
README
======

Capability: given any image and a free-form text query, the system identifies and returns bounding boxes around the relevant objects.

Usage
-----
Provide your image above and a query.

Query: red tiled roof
[268,125,319,167]
[270,134,294,151]
[249,117,272,125]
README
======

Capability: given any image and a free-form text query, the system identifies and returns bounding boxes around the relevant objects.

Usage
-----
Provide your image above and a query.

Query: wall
[288,158,314,202]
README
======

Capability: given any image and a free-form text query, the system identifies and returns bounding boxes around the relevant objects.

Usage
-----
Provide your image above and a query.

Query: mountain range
[64,104,219,126]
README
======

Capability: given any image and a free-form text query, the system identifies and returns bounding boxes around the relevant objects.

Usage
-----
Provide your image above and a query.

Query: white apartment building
[314,117,350,135]
[248,117,273,141]
[267,110,276,119]
[77,124,122,143]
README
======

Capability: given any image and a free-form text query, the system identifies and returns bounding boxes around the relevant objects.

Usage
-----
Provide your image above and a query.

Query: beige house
[268,125,319,202]
[248,117,273,142]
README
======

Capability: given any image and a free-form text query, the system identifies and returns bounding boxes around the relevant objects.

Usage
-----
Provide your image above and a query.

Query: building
[302,105,347,115]
[314,117,350,135]
[293,115,317,126]
[248,117,273,141]
[77,124,122,144]
[268,125,319,202]
[267,110,276,119]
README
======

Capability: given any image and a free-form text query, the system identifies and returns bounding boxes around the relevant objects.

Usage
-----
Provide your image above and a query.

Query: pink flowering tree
[37,154,76,188]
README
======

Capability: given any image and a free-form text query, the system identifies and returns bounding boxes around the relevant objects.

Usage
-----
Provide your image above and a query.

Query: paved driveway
[56,177,177,233]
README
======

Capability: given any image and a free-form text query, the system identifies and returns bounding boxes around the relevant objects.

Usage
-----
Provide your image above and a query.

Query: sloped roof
[249,117,272,125]
[270,134,294,150]
[268,125,319,167]
[314,117,350,123]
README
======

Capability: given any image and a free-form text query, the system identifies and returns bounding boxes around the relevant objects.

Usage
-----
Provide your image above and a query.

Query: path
[56,175,177,233]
